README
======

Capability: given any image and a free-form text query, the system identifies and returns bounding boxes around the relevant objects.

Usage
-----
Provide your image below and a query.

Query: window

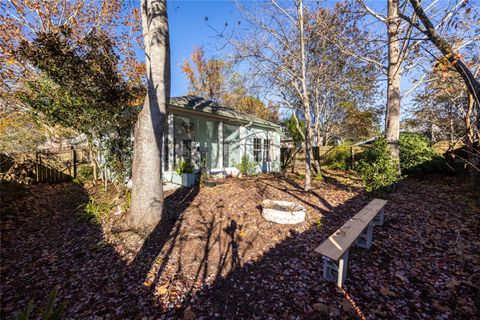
[223,142,230,167]
[182,139,192,163]
[253,138,262,162]
[263,139,270,161]
[164,134,169,171]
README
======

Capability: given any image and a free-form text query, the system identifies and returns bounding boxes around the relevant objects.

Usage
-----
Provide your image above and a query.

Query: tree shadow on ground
[183,189,373,319]
[2,174,479,319]
[0,181,199,318]
[183,174,480,319]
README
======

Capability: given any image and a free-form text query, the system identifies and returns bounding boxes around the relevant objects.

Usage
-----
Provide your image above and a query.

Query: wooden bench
[314,199,387,287]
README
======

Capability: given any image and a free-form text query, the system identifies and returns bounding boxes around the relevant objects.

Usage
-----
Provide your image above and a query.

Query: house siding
[163,111,280,181]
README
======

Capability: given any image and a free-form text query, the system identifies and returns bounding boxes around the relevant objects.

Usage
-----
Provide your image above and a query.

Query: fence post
[71,147,77,179]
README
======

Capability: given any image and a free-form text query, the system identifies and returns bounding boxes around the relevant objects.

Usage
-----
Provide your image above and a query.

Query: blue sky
[128,0,476,122]
[168,0,238,96]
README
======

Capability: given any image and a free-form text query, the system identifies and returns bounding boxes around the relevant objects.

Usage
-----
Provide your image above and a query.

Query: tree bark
[129,0,170,229]
[465,93,480,186]
[386,0,401,171]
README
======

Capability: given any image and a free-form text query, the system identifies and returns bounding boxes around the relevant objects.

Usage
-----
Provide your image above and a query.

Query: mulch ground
[1,172,479,319]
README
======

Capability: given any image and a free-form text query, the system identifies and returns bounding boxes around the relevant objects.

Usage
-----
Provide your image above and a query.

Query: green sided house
[162,96,281,183]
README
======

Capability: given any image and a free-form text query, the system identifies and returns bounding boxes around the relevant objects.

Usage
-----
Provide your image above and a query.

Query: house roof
[169,96,281,130]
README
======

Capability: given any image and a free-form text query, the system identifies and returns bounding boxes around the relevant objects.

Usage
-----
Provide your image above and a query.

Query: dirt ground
[1,172,479,319]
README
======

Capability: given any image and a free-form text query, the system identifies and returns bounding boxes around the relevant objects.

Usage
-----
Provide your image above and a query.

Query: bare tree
[211,0,315,190]
[129,0,170,229]
[402,0,480,103]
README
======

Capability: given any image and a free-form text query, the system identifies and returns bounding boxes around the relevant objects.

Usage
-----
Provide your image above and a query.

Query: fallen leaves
[1,173,479,319]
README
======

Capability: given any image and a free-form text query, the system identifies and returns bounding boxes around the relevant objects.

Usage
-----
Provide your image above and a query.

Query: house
[162,96,282,182]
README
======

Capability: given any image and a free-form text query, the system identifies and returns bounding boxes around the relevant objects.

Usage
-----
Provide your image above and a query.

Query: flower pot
[171,172,182,185]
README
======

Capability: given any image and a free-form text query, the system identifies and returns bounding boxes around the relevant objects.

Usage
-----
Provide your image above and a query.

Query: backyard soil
[1,172,479,319]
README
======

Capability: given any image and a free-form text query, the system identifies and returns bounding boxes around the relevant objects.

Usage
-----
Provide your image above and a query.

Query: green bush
[236,155,258,175]
[322,143,351,170]
[399,132,445,175]
[355,137,398,193]
[175,160,194,175]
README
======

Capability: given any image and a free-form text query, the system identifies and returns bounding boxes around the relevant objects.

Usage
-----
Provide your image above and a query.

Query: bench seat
[315,198,387,287]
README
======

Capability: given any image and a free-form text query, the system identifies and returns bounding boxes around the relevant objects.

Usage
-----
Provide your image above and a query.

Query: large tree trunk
[129,0,171,229]
[386,0,401,171]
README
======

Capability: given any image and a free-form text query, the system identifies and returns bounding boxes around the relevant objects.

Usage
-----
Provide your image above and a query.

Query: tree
[210,0,380,189]
[210,0,316,190]
[306,4,379,145]
[401,0,480,102]
[17,28,141,182]
[19,28,136,136]
[386,0,401,170]
[1,0,144,161]
[181,47,226,101]
[181,47,279,122]
[129,0,170,229]
[339,106,381,143]
[399,0,480,178]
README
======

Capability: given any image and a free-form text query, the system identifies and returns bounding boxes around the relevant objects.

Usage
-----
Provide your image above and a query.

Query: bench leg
[355,222,373,249]
[373,208,385,226]
[322,250,349,288]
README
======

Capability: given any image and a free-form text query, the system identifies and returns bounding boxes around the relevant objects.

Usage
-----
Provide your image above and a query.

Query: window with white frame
[253,138,262,162]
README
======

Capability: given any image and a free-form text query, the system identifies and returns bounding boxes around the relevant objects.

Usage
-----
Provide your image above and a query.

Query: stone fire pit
[261,199,306,224]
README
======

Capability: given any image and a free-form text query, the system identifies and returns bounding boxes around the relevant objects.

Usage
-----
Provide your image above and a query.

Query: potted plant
[173,160,196,187]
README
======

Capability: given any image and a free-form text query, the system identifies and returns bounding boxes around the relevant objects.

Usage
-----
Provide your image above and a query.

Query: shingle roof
[169,96,281,129]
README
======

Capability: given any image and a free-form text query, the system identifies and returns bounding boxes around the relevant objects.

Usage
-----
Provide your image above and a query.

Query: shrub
[175,160,194,175]
[236,155,258,175]
[322,143,351,170]
[355,137,398,193]
[399,132,445,175]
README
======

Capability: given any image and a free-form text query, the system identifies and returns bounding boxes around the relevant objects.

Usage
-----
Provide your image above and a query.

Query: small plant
[13,286,66,320]
[316,217,323,231]
[314,172,323,182]
[78,198,112,225]
[77,165,93,182]
[236,155,258,176]
[355,137,398,193]
[176,160,194,175]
